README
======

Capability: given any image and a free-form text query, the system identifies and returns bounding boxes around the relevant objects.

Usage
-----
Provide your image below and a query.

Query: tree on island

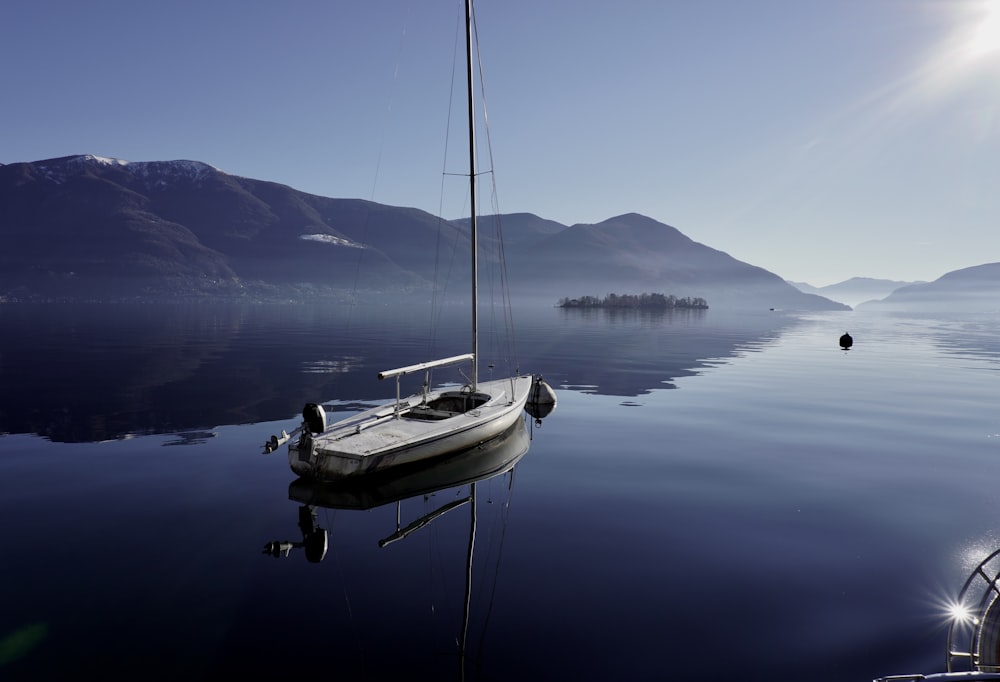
[557,292,708,309]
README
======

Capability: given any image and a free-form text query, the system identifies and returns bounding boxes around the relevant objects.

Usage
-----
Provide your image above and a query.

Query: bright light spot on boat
[948,601,979,625]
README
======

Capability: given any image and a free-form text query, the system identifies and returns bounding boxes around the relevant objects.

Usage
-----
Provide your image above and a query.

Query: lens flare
[947,601,980,625]
[967,0,1000,57]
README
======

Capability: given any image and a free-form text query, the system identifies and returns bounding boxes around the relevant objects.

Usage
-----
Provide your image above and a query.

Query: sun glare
[903,0,1000,107]
[967,0,1000,57]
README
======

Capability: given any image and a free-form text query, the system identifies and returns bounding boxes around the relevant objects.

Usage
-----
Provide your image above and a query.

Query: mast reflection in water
[262,418,531,678]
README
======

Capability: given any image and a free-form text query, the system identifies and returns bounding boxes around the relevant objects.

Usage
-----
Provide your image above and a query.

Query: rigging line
[426,6,484,376]
[428,7,465,359]
[423,491,456,640]
[476,464,520,660]
[368,1,413,207]
[471,8,521,374]
[341,2,414,391]
[481,162,520,374]
[441,169,493,177]
[329,512,368,676]
[481,214,506,377]
[460,481,477,661]
[468,5,498,370]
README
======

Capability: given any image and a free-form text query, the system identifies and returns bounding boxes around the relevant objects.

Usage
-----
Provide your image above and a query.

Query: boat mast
[459,481,476,676]
[465,0,478,391]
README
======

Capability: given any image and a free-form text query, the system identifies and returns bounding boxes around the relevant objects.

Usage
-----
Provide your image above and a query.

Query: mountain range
[0,154,893,311]
[787,277,917,308]
[855,263,1000,312]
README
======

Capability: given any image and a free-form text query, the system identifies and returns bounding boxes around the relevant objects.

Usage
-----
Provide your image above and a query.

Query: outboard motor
[299,505,329,564]
[260,506,328,562]
[302,403,327,435]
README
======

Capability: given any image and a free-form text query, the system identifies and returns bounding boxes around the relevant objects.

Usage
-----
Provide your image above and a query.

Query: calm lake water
[2,300,1000,680]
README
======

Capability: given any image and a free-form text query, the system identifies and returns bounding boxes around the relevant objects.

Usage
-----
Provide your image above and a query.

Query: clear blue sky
[3,0,999,286]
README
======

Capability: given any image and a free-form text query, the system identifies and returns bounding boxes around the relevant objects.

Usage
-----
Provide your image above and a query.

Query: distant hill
[856,263,1000,312]
[0,155,847,310]
[508,213,846,310]
[788,277,915,307]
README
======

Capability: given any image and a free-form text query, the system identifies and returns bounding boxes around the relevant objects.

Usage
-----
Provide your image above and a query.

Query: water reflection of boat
[874,548,1000,681]
[288,416,530,513]
[262,416,530,561]
[263,417,530,677]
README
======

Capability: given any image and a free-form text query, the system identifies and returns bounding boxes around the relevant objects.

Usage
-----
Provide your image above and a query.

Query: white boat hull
[288,417,530,510]
[288,374,533,480]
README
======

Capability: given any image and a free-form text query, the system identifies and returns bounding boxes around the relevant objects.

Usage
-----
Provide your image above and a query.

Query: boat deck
[287,375,534,479]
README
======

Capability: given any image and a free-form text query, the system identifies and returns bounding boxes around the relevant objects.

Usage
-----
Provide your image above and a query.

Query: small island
[557,292,709,310]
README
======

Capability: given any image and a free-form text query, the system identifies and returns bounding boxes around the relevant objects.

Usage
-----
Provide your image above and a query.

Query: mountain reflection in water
[0,301,797,442]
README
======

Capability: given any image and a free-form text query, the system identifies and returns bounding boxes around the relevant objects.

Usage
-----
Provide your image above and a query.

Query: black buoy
[839,332,853,349]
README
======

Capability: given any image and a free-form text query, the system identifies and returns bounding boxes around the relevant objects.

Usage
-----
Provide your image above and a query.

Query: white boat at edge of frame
[872,545,1000,682]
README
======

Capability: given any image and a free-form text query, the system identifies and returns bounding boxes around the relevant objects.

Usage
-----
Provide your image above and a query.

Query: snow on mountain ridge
[35,155,225,186]
[77,155,222,179]
[121,159,223,189]
[81,154,129,167]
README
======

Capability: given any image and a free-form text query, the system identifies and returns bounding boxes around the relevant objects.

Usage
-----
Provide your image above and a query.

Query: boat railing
[378,353,475,419]
[378,354,474,381]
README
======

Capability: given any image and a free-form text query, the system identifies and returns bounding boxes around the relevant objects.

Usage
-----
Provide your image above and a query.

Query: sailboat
[265,0,545,481]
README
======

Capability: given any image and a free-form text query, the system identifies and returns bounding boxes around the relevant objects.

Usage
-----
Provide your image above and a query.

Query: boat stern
[288,431,371,479]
